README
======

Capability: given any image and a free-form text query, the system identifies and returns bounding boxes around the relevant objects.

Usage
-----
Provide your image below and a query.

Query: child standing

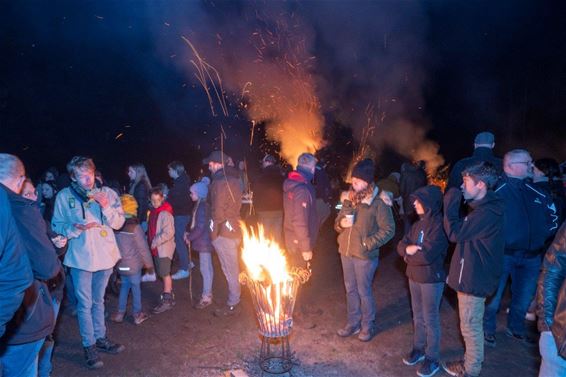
[184,179,214,309]
[147,186,176,313]
[111,194,154,325]
[397,185,448,377]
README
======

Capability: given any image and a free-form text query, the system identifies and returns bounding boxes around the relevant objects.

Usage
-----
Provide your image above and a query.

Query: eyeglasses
[510,160,533,165]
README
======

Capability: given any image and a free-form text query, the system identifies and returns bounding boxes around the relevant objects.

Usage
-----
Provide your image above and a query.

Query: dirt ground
[52,219,541,377]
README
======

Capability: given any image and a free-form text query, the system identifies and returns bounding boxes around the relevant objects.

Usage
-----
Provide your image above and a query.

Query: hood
[284,171,309,193]
[213,167,239,180]
[410,185,443,216]
[469,190,504,216]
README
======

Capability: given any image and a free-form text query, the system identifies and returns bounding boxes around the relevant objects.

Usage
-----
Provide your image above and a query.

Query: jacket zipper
[458,258,465,284]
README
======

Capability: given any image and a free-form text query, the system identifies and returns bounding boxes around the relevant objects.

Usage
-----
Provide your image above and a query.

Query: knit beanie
[190,180,209,199]
[351,158,375,184]
[120,194,138,218]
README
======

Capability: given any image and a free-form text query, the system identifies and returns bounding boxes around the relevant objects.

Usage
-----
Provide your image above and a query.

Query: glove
[302,251,313,261]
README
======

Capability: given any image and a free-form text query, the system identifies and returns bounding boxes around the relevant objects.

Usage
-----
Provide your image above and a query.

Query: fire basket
[239,224,311,375]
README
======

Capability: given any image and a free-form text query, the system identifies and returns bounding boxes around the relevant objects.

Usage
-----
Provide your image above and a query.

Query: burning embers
[239,224,310,374]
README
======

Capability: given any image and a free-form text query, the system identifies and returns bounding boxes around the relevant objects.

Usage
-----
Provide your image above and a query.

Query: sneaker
[336,324,361,337]
[141,272,156,282]
[358,326,377,342]
[402,349,425,366]
[84,345,103,369]
[484,333,496,348]
[95,337,125,354]
[195,297,213,309]
[213,304,240,317]
[441,360,466,377]
[171,269,189,280]
[133,312,150,325]
[152,293,175,314]
[110,311,125,323]
[417,358,440,377]
[504,328,537,346]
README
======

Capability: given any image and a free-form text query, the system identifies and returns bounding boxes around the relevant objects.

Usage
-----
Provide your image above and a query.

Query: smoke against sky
[1,1,565,180]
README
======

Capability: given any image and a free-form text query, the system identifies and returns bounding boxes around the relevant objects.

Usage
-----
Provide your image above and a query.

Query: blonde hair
[128,163,152,194]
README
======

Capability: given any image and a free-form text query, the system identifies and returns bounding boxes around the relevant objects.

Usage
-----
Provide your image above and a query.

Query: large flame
[241,223,295,335]
[241,223,292,285]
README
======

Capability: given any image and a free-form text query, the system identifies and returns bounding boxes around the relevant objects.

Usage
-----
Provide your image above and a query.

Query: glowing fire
[240,223,298,336]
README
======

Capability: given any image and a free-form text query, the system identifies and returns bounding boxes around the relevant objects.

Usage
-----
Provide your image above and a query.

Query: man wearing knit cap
[204,150,243,316]
[335,158,395,342]
[283,153,320,325]
[447,131,502,189]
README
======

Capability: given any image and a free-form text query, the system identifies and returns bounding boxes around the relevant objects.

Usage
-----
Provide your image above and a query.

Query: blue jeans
[212,236,241,306]
[70,268,113,347]
[539,331,566,377]
[118,272,142,314]
[409,280,444,360]
[199,252,214,299]
[38,296,61,377]
[340,255,379,332]
[174,215,191,271]
[0,338,45,377]
[484,253,542,337]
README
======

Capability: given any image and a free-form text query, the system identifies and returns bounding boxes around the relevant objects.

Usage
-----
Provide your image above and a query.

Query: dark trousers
[409,279,444,360]
[484,252,541,336]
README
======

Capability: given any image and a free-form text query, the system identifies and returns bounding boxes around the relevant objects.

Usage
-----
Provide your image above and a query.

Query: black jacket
[397,186,448,283]
[130,181,150,222]
[495,176,558,255]
[2,184,61,345]
[0,187,33,338]
[168,172,193,216]
[536,221,566,359]
[444,188,505,297]
[447,147,502,190]
[283,171,318,258]
[253,165,284,212]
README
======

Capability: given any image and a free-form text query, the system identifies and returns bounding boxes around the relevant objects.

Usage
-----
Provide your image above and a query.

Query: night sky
[1,1,565,184]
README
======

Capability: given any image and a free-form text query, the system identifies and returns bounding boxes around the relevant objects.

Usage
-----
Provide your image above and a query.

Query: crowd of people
[1,130,565,377]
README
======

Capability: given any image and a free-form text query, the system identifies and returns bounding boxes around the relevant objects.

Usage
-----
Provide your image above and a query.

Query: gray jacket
[115,219,154,275]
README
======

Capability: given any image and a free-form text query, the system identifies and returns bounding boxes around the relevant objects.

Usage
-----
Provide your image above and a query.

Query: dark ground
[52,218,541,377]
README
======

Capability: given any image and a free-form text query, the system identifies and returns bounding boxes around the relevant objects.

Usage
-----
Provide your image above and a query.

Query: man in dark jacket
[442,162,504,377]
[167,161,193,280]
[0,162,33,340]
[483,149,558,347]
[204,151,243,316]
[446,131,503,190]
[400,161,428,235]
[536,221,566,376]
[0,154,61,376]
[283,153,319,268]
[253,154,285,246]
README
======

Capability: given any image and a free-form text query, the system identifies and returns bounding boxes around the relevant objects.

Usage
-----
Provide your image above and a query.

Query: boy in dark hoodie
[441,162,504,377]
[397,185,448,377]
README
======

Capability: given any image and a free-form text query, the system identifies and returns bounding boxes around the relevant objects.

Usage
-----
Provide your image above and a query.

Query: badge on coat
[68,197,75,208]
[100,229,108,237]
